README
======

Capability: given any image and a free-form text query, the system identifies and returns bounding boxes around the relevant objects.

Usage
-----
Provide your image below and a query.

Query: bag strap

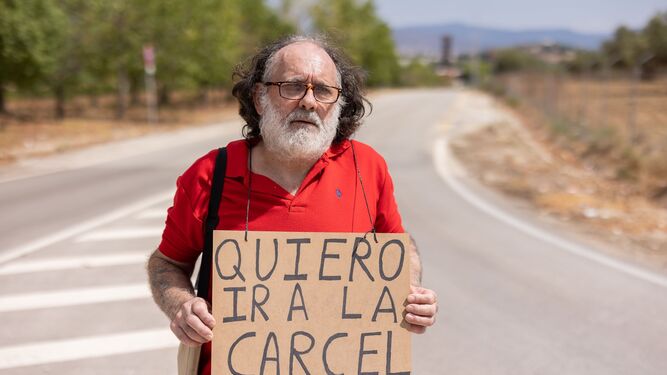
[196,147,227,299]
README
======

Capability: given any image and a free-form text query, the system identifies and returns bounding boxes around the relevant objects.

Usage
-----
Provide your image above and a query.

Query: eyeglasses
[264,81,342,104]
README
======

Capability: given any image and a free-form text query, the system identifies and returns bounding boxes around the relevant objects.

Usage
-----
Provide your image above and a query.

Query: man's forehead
[271,42,337,82]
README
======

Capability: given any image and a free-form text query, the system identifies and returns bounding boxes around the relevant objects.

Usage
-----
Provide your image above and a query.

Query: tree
[565,50,603,74]
[602,26,648,68]
[311,0,401,86]
[185,0,245,92]
[491,48,544,74]
[399,58,442,87]
[0,0,66,113]
[47,0,94,118]
[1,0,297,118]
[239,0,296,50]
[643,12,667,64]
[85,0,146,117]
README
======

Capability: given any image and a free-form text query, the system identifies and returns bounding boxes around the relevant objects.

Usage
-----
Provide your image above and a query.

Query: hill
[393,23,609,58]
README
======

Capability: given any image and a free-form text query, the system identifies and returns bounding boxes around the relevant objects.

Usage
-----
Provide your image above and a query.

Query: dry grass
[496,72,667,203]
[450,119,667,270]
[0,88,394,165]
[0,90,238,164]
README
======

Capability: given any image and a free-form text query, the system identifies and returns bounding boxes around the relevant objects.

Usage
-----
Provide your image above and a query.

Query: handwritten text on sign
[212,231,412,375]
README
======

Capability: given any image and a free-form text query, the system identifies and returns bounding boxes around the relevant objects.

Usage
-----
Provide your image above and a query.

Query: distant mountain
[392,23,609,59]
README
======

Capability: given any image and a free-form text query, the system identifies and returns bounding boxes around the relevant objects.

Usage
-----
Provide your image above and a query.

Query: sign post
[142,44,158,124]
[211,230,412,375]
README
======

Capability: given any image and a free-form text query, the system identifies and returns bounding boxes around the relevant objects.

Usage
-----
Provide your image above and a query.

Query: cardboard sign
[212,231,412,375]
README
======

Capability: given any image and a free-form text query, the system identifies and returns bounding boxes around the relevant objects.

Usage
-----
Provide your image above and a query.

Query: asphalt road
[1,88,666,374]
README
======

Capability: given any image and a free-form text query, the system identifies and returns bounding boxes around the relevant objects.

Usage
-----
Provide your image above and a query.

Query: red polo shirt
[158,139,404,375]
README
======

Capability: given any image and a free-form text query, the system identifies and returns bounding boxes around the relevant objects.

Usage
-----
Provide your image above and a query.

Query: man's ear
[253,83,264,115]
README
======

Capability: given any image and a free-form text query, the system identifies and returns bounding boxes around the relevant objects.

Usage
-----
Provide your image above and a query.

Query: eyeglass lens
[280,83,338,103]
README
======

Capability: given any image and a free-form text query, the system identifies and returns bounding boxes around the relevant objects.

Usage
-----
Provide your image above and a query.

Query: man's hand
[170,297,217,347]
[405,285,437,334]
[146,249,217,347]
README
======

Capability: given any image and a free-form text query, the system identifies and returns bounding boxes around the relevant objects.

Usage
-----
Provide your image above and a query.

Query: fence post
[628,54,654,145]
[600,57,620,130]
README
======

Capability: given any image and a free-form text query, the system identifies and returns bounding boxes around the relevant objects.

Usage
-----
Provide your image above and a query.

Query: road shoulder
[436,88,667,275]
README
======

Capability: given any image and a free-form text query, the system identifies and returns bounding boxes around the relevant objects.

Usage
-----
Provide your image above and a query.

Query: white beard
[258,94,340,164]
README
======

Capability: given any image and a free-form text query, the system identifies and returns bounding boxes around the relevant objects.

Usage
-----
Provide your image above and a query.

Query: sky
[374,0,666,34]
[271,0,666,35]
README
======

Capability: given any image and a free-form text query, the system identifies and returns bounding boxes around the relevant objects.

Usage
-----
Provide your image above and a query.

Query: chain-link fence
[491,67,667,198]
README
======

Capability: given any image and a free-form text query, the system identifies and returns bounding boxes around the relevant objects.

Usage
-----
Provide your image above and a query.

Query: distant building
[489,42,577,64]
[437,35,461,78]
[440,36,453,66]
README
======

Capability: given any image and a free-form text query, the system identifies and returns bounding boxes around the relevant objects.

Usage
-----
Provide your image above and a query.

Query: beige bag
[177,343,201,375]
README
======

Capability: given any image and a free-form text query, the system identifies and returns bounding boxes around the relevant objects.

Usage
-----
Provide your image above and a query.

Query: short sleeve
[157,178,205,264]
[158,150,218,264]
[374,157,405,233]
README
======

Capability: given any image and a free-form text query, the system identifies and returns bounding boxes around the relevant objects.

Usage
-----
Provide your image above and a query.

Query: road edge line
[0,328,177,370]
[433,136,667,289]
[0,191,172,265]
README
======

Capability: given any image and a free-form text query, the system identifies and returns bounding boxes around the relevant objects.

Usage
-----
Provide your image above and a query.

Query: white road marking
[0,120,239,184]
[0,191,173,265]
[0,328,177,370]
[0,284,150,312]
[433,136,667,289]
[134,208,168,219]
[75,227,164,242]
[0,253,148,275]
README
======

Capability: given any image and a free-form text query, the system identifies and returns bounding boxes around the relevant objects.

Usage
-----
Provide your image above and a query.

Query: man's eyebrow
[278,74,306,83]
[280,76,336,86]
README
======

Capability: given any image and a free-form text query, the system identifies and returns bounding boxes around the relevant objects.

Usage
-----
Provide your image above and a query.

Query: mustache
[286,109,322,127]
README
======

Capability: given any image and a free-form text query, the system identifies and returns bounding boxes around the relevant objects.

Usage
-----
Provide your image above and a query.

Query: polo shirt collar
[324,139,351,160]
[226,138,352,180]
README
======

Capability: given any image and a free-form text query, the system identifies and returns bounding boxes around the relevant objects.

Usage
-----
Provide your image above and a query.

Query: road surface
[0,88,665,374]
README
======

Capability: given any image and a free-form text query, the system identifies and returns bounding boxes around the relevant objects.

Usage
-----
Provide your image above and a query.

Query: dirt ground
[449,90,667,272]
[496,73,667,202]
[0,93,238,165]
[0,89,393,164]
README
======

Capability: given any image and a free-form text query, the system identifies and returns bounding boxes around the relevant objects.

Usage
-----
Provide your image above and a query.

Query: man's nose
[299,87,317,111]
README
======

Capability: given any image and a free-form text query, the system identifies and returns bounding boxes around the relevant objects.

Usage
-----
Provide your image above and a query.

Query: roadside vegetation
[446,12,667,266]
[467,11,667,207]
[0,0,443,163]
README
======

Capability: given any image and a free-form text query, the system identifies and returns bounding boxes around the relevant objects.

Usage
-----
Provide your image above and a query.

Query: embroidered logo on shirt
[335,188,343,199]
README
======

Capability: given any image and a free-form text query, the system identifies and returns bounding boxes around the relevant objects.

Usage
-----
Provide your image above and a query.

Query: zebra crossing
[0,192,182,374]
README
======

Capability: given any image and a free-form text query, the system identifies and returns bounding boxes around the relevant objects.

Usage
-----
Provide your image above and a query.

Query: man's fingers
[405,303,437,317]
[181,320,211,344]
[409,286,437,298]
[191,300,217,329]
[405,312,435,327]
[405,286,438,333]
[405,323,426,334]
[170,321,201,347]
[407,292,436,305]
[185,314,214,341]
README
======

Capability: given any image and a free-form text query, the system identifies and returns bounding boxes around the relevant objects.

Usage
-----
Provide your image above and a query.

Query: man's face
[256,42,342,161]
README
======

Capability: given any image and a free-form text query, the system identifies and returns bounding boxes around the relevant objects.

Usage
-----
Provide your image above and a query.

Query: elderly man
[147,35,437,374]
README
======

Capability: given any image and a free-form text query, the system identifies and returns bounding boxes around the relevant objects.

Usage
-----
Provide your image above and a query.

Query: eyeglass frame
[263,81,342,104]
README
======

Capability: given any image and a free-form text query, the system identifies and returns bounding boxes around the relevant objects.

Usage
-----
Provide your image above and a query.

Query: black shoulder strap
[197,147,227,299]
